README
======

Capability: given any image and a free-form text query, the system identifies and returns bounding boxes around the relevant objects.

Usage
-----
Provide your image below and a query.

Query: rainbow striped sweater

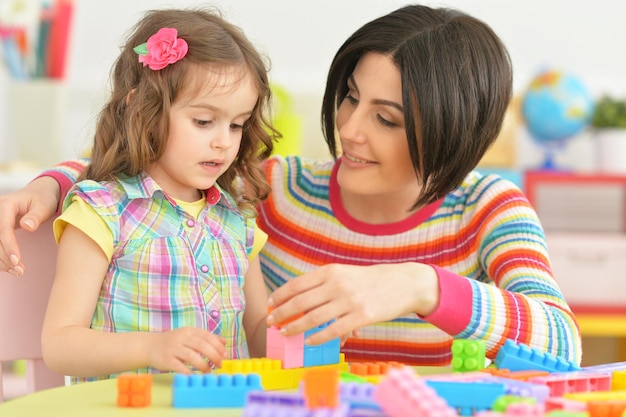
[256,156,580,366]
[47,155,581,366]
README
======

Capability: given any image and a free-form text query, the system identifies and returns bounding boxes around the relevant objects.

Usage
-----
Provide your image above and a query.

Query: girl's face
[147,67,258,202]
[336,52,420,205]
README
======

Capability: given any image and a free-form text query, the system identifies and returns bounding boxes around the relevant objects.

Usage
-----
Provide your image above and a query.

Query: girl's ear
[126,88,137,106]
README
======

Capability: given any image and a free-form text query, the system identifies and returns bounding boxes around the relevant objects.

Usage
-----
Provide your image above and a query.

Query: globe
[521,70,594,169]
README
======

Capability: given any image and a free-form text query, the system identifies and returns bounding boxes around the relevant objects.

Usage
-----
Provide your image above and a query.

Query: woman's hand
[266,262,440,346]
[148,327,227,374]
[0,176,60,275]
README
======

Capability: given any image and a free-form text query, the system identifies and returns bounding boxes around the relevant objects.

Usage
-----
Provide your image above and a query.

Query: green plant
[591,96,626,128]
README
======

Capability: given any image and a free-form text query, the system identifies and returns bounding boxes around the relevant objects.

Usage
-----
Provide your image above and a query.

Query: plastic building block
[612,370,626,390]
[339,382,380,411]
[480,367,550,381]
[565,391,626,402]
[172,373,262,408]
[373,367,457,417]
[486,376,550,403]
[243,391,351,417]
[545,397,588,412]
[426,379,506,416]
[267,325,305,369]
[219,358,282,373]
[584,361,626,373]
[587,400,626,417]
[491,395,536,412]
[293,355,350,385]
[116,374,152,407]
[216,358,298,390]
[349,361,404,376]
[503,402,545,417]
[528,371,612,397]
[339,371,368,384]
[303,322,340,368]
[494,340,581,373]
[451,339,486,372]
[302,368,340,409]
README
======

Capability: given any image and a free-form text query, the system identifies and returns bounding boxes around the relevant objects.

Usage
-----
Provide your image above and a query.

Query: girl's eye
[230,123,244,131]
[194,119,212,127]
[377,114,397,128]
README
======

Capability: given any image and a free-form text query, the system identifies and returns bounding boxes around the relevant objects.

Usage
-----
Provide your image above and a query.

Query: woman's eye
[345,94,358,105]
[377,114,397,128]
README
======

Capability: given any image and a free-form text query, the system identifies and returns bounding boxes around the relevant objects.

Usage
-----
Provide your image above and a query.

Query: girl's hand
[267,263,440,346]
[148,327,227,374]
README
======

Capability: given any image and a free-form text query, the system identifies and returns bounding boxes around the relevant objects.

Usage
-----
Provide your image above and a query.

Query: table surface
[0,373,243,417]
[0,367,453,416]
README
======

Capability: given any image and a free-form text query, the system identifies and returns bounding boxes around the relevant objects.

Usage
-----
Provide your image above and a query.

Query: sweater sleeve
[433,175,581,364]
[33,158,90,216]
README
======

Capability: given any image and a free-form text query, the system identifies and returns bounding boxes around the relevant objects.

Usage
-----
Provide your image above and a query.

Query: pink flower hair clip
[133,28,188,70]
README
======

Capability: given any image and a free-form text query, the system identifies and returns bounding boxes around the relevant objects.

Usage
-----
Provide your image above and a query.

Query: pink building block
[267,326,304,369]
[545,397,588,412]
[529,371,611,397]
[374,367,457,417]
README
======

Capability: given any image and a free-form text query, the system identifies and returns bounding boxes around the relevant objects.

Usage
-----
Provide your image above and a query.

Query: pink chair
[0,220,65,402]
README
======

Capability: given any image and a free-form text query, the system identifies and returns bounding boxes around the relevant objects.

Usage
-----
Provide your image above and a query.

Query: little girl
[41,8,276,382]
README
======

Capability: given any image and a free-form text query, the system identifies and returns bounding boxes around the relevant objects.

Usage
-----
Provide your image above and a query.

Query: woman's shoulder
[264,155,335,184]
[448,170,530,210]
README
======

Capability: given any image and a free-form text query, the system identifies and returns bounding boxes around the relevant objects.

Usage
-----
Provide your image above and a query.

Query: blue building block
[303,322,340,368]
[426,379,506,416]
[494,340,581,373]
[172,373,262,408]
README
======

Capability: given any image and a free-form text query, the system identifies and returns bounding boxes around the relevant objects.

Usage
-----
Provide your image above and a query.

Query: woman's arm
[0,158,89,275]
[242,256,268,357]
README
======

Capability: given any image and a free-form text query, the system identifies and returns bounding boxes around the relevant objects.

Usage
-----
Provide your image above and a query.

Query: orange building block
[117,374,153,407]
[588,400,626,417]
[349,361,404,376]
[302,368,339,409]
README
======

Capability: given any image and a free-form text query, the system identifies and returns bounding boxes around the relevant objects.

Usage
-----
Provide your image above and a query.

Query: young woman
[0,4,581,367]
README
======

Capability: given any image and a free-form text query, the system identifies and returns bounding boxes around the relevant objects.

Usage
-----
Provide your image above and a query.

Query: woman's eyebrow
[348,74,403,112]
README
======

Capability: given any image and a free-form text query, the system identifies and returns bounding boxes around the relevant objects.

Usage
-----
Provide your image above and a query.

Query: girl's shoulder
[67,177,137,213]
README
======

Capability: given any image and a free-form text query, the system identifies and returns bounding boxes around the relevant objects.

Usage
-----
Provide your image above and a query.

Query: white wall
[1,0,625,167]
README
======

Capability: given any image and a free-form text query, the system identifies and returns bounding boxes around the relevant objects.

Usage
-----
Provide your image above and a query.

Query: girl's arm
[242,256,268,358]
[41,225,226,378]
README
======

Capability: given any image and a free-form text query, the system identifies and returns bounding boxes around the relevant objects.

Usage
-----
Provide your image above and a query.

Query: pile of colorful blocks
[117,322,626,417]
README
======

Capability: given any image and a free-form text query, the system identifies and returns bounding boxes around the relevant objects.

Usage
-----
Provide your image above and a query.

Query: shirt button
[186,219,195,227]
[200,265,209,273]
[210,310,220,319]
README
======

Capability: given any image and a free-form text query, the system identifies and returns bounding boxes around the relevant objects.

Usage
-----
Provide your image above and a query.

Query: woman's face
[335,52,419,202]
